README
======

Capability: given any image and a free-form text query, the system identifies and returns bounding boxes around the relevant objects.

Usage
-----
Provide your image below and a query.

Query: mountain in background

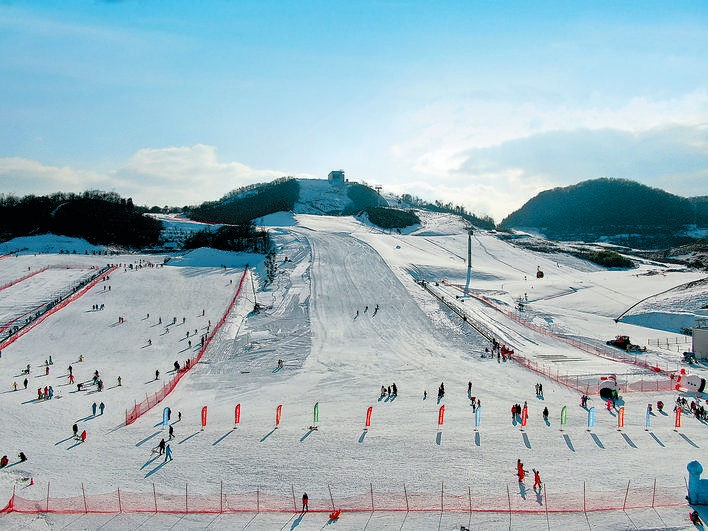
[499,178,707,249]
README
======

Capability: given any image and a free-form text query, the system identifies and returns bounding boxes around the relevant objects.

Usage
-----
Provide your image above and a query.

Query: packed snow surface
[0,212,707,530]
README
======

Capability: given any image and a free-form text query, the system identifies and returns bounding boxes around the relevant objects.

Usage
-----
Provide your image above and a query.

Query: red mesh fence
[427,281,679,395]
[1,481,688,515]
[125,267,249,425]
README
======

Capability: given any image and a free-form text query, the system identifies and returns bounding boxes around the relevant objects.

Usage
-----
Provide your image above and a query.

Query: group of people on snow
[380,383,398,398]
[516,459,542,491]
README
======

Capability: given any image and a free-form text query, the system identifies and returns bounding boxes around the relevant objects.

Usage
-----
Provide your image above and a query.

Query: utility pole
[465,230,473,294]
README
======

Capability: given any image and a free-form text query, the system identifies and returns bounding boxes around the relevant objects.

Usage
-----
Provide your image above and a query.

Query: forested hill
[499,178,704,247]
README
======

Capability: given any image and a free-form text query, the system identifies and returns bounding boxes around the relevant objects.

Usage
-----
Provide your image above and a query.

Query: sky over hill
[1,1,708,221]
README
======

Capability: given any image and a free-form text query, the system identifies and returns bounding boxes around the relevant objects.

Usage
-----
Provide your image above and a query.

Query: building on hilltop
[328,170,345,186]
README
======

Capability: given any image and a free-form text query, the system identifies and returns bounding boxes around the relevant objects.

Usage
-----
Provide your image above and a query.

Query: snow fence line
[426,280,679,395]
[0,480,688,515]
[125,266,249,425]
[0,265,117,351]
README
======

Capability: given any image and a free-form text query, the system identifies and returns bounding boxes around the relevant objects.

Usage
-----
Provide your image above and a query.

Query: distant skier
[302,492,309,512]
[73,423,78,438]
[155,369,160,380]
[164,444,173,462]
[92,402,97,416]
[81,430,87,443]
[158,438,166,455]
[99,402,105,415]
[117,376,122,386]
[169,425,174,440]
[18,451,27,462]
[543,407,549,422]
[468,381,472,396]
[517,459,525,482]
[23,378,28,389]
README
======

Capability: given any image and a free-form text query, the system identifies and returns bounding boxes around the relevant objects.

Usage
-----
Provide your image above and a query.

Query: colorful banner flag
[276,404,282,426]
[365,406,372,428]
[313,402,319,424]
[475,406,481,427]
[201,406,207,428]
[560,405,567,426]
[617,406,625,428]
[234,403,241,425]
[438,405,445,426]
[675,407,682,429]
[162,407,170,427]
[521,406,528,427]
[587,406,595,428]
[645,405,651,429]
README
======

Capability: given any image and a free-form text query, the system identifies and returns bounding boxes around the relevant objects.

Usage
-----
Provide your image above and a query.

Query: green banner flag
[560,405,567,426]
[313,402,319,424]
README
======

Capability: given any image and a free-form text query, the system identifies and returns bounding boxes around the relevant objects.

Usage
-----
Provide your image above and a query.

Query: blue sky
[1,0,707,221]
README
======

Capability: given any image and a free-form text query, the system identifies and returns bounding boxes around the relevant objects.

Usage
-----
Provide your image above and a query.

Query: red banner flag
[618,406,625,428]
[276,404,282,426]
[675,407,682,429]
[365,406,373,428]
[438,405,445,426]
[521,406,528,427]
[201,406,207,428]
[234,403,241,425]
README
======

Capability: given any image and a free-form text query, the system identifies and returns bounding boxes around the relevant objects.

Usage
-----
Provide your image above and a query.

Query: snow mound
[168,247,258,268]
[0,233,104,255]
[293,179,354,215]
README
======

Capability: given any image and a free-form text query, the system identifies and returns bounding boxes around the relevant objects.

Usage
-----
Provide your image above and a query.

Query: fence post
[622,480,630,510]
[82,482,88,513]
[117,488,122,513]
[46,481,50,512]
[544,483,549,529]
[441,481,444,513]
[292,484,297,512]
[328,484,335,511]
[404,484,409,513]
[153,483,157,513]
[257,487,260,513]
[185,482,188,514]
[220,481,223,514]
[506,483,512,528]
[652,478,656,508]
[370,483,374,512]
[468,486,471,514]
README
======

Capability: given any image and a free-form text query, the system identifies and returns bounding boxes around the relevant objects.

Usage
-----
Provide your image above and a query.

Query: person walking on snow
[73,423,78,438]
[155,369,160,380]
[92,402,97,416]
[164,444,173,462]
[99,402,105,415]
[533,469,542,490]
[80,430,87,443]
[517,459,526,482]
[169,425,174,440]
[158,438,166,455]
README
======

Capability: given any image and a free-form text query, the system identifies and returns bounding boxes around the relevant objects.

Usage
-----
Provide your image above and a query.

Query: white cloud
[0,145,287,207]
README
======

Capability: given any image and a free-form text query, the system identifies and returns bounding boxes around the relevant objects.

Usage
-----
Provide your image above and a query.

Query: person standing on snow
[99,402,105,415]
[92,402,97,416]
[302,492,309,512]
[158,438,166,455]
[517,459,525,482]
[168,425,174,440]
[164,444,173,462]
[543,407,549,422]
[73,424,79,438]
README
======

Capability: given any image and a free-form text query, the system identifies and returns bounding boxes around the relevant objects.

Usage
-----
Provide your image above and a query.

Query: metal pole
[82,482,88,513]
[185,482,188,514]
[544,483,549,530]
[370,483,374,512]
[220,481,223,514]
[153,483,157,513]
[583,481,586,514]
[328,485,335,511]
[257,488,260,513]
[118,487,122,513]
[292,484,297,512]
[652,478,656,508]
[46,481,50,512]
[441,481,444,513]
[506,483,512,529]
[404,484,409,513]
[468,486,471,514]
[622,480,630,510]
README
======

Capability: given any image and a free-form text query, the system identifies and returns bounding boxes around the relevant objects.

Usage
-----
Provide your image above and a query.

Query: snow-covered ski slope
[0,213,707,530]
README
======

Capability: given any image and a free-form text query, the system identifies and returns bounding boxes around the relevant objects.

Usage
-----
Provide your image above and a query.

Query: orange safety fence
[125,267,249,425]
[1,480,688,515]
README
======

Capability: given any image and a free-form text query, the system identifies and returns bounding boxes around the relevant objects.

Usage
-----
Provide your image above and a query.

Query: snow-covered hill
[0,214,707,530]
